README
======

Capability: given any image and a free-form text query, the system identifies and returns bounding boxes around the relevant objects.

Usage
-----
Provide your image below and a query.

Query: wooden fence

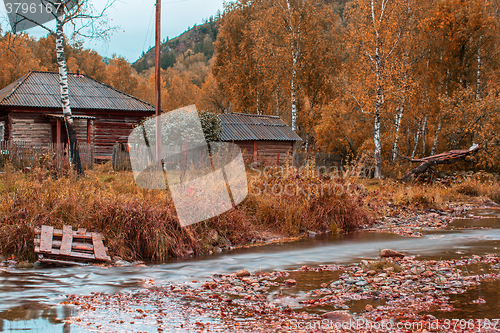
[0,141,94,169]
[113,143,345,171]
[293,152,343,168]
[112,143,213,171]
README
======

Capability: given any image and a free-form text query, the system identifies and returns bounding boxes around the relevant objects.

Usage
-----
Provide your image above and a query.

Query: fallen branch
[402,144,480,181]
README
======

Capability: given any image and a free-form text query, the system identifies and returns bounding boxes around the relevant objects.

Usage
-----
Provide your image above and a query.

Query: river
[1,208,499,332]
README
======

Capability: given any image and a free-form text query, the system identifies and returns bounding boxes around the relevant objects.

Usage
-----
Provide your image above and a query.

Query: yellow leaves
[0,33,41,88]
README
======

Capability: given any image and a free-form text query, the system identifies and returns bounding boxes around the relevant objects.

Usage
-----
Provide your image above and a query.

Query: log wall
[0,108,153,158]
[7,112,90,148]
[92,115,150,157]
[9,113,51,146]
[231,140,295,165]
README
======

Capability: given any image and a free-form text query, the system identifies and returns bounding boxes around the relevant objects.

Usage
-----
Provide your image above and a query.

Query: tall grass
[0,162,372,262]
[362,171,500,210]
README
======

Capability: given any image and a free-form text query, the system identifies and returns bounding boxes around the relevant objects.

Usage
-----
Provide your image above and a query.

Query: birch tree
[346,0,408,178]
[214,0,338,137]
[10,0,115,174]
[257,0,338,133]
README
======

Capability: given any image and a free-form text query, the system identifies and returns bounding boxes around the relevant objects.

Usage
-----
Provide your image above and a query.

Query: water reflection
[0,304,84,332]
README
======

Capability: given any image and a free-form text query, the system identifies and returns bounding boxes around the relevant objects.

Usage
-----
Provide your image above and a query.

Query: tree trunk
[374,110,382,179]
[392,69,408,161]
[402,145,480,181]
[411,118,422,159]
[56,5,83,174]
[430,119,441,156]
[476,36,482,100]
[392,105,403,161]
[287,0,299,132]
[373,60,383,178]
[290,52,297,131]
[421,115,427,155]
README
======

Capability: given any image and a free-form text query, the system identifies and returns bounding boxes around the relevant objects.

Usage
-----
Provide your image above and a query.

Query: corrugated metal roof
[219,113,302,141]
[0,71,154,112]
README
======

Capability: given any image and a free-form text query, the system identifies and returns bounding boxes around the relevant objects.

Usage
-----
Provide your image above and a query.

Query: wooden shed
[0,71,155,159]
[218,113,302,164]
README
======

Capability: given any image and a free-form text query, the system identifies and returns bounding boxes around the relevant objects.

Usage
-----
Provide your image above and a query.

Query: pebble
[320,311,353,322]
[114,260,132,267]
[236,269,251,277]
[380,249,405,258]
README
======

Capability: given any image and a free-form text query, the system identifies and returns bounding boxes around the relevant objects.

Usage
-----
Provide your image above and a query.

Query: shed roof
[0,71,154,112]
[218,113,302,141]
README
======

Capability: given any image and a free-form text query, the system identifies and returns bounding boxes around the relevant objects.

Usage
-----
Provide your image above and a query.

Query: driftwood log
[402,145,480,181]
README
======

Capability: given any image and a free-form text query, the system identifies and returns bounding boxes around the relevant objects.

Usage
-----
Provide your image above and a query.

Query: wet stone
[236,269,251,277]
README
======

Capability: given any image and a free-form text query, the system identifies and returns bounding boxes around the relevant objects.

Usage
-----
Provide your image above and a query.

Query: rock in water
[380,249,405,258]
[321,311,353,322]
[365,304,374,312]
[236,269,251,277]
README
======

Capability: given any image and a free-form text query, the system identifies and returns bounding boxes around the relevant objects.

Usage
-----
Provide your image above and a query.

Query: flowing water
[1,208,499,332]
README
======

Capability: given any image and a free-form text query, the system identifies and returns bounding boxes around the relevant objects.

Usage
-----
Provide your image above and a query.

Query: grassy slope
[0,163,371,262]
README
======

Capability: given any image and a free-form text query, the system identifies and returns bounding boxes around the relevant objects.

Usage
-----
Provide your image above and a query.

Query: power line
[142,5,155,54]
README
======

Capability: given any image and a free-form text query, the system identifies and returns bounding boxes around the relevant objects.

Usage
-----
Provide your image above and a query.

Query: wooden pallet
[34,225,111,263]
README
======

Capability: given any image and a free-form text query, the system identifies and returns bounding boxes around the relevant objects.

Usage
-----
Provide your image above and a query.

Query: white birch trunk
[287,0,299,132]
[256,91,261,115]
[421,115,427,155]
[56,3,83,174]
[276,88,280,116]
[411,118,422,159]
[476,37,482,100]
[392,105,403,161]
[373,54,383,178]
[430,120,442,156]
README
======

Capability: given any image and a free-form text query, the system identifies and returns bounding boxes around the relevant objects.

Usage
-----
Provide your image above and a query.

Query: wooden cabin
[218,113,302,164]
[0,71,155,159]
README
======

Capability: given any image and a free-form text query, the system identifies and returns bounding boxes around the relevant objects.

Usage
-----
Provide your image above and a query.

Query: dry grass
[360,171,500,214]
[362,259,403,273]
[0,162,372,262]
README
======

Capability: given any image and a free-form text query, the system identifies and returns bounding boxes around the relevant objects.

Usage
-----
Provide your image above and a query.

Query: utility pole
[155,0,163,169]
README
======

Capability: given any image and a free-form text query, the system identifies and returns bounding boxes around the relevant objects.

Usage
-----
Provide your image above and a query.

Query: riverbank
[66,253,500,332]
[65,204,500,332]
[1,204,500,332]
[0,164,371,263]
[1,164,499,264]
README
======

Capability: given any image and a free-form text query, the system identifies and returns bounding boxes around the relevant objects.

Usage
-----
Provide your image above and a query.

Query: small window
[0,122,5,141]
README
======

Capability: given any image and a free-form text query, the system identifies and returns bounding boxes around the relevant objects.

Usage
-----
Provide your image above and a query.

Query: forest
[1,0,500,177]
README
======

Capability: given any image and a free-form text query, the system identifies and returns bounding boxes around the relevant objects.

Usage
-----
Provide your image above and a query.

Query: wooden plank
[77,228,87,235]
[40,258,90,267]
[49,248,95,260]
[34,239,106,252]
[39,225,54,253]
[36,228,95,240]
[92,232,110,261]
[60,225,73,256]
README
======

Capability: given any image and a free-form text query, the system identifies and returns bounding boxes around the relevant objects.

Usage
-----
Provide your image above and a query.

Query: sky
[0,0,226,63]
